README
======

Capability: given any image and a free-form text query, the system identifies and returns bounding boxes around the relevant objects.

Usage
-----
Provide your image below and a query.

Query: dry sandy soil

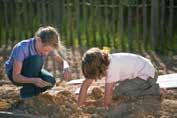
[0,49,177,118]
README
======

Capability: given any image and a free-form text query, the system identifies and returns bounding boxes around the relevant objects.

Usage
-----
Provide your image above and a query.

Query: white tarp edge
[157,73,177,88]
[66,78,85,85]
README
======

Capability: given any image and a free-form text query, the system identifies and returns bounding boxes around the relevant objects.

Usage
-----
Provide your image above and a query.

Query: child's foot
[19,93,32,100]
[20,86,38,100]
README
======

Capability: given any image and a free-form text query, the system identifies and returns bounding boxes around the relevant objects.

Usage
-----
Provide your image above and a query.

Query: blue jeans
[6,56,56,98]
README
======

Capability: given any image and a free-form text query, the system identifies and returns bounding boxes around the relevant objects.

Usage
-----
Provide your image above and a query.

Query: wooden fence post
[128,4,133,52]
[0,1,2,47]
[119,2,125,51]
[3,0,9,49]
[136,4,140,52]
[104,0,111,47]
[112,0,118,50]
[67,0,73,47]
[58,0,64,32]
[151,0,159,51]
[169,0,173,42]
[90,0,97,47]
[76,0,81,47]
[160,0,165,51]
[83,0,90,48]
[143,0,148,50]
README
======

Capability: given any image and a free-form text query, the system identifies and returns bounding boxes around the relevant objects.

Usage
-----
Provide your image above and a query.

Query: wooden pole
[151,0,159,51]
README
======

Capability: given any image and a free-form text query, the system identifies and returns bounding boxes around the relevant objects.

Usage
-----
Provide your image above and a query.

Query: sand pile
[15,89,85,118]
[0,84,19,111]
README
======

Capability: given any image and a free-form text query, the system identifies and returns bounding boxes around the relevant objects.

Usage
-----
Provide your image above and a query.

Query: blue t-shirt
[5,38,44,72]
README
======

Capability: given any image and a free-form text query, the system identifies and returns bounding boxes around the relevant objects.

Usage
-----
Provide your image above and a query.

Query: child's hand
[33,78,49,88]
[63,68,71,81]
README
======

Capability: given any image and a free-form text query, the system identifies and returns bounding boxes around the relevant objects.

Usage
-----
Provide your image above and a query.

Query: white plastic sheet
[66,79,85,85]
[157,73,177,88]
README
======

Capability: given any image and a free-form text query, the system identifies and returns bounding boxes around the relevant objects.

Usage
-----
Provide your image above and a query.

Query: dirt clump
[90,87,104,100]
[0,84,20,111]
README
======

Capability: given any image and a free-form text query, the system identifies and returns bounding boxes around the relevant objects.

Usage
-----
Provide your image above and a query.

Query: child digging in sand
[78,47,160,109]
[5,26,71,99]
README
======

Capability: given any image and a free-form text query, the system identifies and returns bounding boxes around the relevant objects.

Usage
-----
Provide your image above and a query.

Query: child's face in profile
[37,38,54,56]
[40,45,54,56]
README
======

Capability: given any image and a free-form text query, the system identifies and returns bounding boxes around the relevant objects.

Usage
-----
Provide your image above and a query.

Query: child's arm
[104,82,115,109]
[51,51,71,81]
[78,79,93,106]
[13,60,48,88]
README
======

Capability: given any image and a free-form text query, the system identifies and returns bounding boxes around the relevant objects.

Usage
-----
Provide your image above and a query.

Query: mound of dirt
[83,87,161,118]
[0,84,19,111]
[14,90,85,118]
[159,90,177,117]
[108,96,160,118]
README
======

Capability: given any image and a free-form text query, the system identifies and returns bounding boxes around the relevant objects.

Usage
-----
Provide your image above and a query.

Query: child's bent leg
[20,56,44,98]
[114,79,149,97]
[21,55,44,77]
[140,71,160,96]
[6,55,43,86]
[142,78,160,96]
[113,78,160,98]
[20,84,40,99]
